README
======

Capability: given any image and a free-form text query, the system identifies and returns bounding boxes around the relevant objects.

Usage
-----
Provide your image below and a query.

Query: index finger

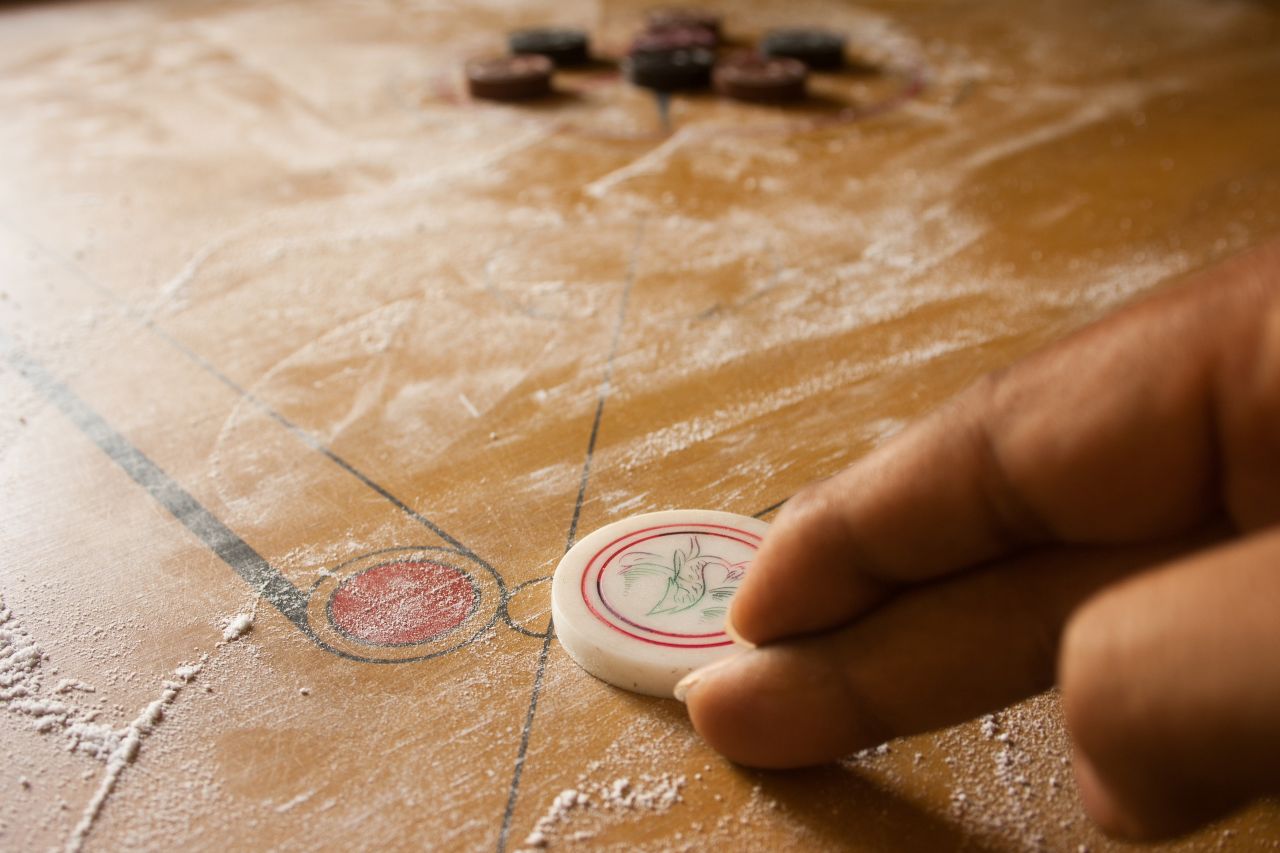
[733,242,1279,645]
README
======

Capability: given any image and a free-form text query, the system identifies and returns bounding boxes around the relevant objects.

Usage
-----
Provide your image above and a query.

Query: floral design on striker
[618,536,747,624]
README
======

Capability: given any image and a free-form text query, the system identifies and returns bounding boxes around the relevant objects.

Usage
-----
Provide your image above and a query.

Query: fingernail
[672,656,736,702]
[723,612,756,649]
[672,670,699,703]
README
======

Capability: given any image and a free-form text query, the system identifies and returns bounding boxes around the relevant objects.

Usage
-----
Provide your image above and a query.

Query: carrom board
[1,1,1279,850]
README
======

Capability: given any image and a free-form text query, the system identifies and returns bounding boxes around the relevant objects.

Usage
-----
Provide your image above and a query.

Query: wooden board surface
[2,1,1279,850]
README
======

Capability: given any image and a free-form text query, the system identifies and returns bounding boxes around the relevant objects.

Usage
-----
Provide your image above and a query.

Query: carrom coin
[714,53,808,103]
[508,27,591,67]
[465,54,555,101]
[552,509,768,697]
[624,46,715,91]
[761,27,847,70]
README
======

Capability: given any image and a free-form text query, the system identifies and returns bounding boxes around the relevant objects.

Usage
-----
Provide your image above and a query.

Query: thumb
[1059,526,1280,840]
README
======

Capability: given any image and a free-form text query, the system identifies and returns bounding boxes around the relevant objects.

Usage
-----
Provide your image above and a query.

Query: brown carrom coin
[465,55,554,101]
[713,53,808,103]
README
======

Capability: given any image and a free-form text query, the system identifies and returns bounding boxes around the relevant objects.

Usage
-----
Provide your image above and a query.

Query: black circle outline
[506,575,553,638]
[306,545,501,664]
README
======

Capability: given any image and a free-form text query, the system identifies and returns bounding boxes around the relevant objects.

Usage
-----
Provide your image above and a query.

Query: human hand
[678,239,1280,840]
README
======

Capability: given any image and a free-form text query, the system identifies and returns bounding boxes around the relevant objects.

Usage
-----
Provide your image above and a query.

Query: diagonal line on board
[0,334,311,626]
[495,221,646,853]
[2,334,503,664]
[0,218,505,595]
[143,321,507,591]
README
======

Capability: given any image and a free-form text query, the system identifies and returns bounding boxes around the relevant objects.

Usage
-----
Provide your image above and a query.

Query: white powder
[933,692,1091,850]
[65,656,207,853]
[0,603,44,703]
[518,774,686,850]
[3,593,218,852]
[54,679,96,694]
[849,740,892,762]
[65,721,124,761]
[274,791,315,814]
[221,613,254,642]
[521,788,591,849]
[0,602,114,757]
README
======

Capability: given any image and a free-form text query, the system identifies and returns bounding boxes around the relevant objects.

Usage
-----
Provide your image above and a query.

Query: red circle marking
[329,561,476,646]
[580,522,761,649]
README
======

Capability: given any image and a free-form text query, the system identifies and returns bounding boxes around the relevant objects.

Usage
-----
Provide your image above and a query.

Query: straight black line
[753,496,790,519]
[5,337,493,664]
[0,219,503,597]
[2,336,310,627]
[564,392,609,550]
[495,223,645,853]
[495,628,553,851]
[562,232,641,553]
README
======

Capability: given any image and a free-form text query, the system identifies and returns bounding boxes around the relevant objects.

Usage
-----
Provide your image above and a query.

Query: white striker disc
[552,509,769,697]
